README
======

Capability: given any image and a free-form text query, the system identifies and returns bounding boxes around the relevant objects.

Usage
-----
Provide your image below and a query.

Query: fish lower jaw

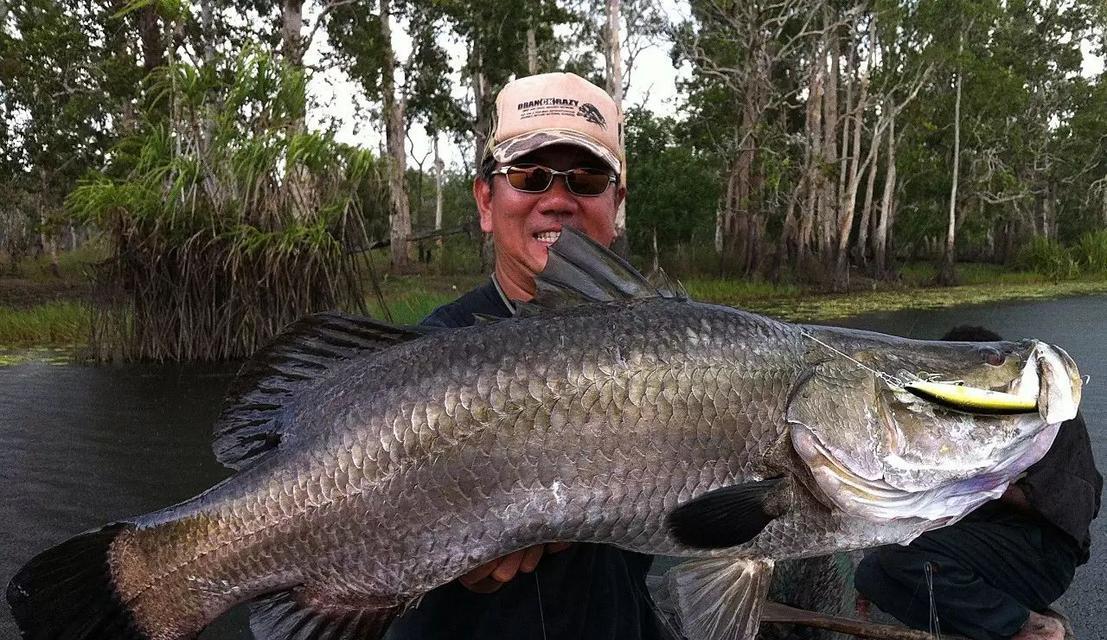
[811,464,1008,522]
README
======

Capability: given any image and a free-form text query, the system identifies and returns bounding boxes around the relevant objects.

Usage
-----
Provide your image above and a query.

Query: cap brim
[491,129,621,175]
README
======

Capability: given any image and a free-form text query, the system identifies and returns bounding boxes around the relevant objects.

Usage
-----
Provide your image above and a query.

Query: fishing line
[800,331,919,389]
[925,561,942,639]
[535,572,548,640]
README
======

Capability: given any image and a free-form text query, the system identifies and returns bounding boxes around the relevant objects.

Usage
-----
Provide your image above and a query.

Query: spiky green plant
[1072,231,1107,274]
[1012,237,1079,282]
[67,46,389,361]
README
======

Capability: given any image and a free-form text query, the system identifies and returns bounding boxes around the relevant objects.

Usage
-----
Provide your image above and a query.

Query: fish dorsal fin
[212,311,428,470]
[648,267,688,299]
[521,226,685,314]
[250,588,401,640]
[664,557,774,640]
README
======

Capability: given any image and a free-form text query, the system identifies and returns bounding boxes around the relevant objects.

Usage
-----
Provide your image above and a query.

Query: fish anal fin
[213,311,427,471]
[665,557,774,640]
[250,587,403,640]
[666,478,789,549]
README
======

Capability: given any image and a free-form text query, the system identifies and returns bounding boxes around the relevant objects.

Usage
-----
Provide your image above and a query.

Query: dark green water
[0,361,251,638]
[2,295,1104,638]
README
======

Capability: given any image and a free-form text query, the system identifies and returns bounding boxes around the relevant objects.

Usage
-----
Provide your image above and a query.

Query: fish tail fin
[7,522,158,640]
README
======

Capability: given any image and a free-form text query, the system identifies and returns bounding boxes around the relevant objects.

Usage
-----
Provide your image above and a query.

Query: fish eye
[980,348,1005,366]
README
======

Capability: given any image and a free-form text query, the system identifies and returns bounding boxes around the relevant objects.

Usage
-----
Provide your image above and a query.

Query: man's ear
[474,177,494,233]
[614,183,627,209]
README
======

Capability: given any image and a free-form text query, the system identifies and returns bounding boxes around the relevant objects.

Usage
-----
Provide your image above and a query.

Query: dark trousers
[854,505,1079,640]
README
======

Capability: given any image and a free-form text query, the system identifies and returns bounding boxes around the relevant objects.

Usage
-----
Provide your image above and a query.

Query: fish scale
[7,231,1082,640]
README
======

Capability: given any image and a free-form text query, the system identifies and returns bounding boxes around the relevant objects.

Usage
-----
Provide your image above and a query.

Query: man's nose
[535,175,580,215]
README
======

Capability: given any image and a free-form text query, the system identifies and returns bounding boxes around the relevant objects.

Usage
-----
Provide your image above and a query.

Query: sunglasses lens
[566,169,612,196]
[506,166,553,192]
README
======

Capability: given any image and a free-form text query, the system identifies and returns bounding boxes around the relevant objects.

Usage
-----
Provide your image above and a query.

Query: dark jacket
[1020,412,1102,563]
[386,279,664,640]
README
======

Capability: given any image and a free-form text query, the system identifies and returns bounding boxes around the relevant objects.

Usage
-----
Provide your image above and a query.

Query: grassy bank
[5,255,1107,355]
[0,301,90,347]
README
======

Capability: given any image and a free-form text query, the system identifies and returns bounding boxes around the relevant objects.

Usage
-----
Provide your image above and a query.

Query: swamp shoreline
[4,264,1107,358]
[5,245,1107,357]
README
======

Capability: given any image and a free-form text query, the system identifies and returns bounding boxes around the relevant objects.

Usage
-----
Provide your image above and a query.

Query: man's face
[474,144,624,297]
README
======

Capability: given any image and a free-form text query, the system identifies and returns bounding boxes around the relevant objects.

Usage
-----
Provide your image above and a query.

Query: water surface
[2,295,1104,638]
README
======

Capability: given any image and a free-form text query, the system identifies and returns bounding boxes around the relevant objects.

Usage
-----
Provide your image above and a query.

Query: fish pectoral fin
[666,478,788,549]
[664,556,774,640]
[250,587,403,640]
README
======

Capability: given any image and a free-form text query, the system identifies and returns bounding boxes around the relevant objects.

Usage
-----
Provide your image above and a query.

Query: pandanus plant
[67,46,390,362]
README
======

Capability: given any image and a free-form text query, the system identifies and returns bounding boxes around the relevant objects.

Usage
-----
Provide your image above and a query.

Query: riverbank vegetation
[6,244,1107,351]
[2,0,1105,361]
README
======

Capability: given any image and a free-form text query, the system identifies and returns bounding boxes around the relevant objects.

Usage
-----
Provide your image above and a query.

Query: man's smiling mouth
[534,231,562,246]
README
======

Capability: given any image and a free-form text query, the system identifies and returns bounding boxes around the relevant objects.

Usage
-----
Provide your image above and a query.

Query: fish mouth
[1014,342,1081,425]
[899,342,1081,421]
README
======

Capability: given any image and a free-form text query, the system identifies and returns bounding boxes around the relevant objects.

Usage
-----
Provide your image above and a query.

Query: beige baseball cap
[484,72,624,176]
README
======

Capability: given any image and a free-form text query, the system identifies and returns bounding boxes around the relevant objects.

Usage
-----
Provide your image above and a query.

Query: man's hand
[998,483,1036,515]
[458,543,573,593]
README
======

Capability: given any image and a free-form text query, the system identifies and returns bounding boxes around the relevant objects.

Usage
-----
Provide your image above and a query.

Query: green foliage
[1013,237,1079,281]
[1072,231,1107,273]
[67,46,390,361]
[624,108,719,255]
[0,301,90,347]
[433,235,483,275]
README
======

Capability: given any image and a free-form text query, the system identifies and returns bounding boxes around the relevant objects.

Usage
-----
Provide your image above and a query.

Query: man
[387,72,667,640]
[855,325,1102,640]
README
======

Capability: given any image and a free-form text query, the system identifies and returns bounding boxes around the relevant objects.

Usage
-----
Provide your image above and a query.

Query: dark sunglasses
[492,164,616,196]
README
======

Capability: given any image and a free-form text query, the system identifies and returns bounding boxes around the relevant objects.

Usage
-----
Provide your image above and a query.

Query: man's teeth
[535,231,561,244]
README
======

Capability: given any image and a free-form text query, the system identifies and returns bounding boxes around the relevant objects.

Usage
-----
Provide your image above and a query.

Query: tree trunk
[469,43,491,171]
[380,0,413,271]
[526,26,538,74]
[798,33,827,272]
[137,5,165,74]
[434,134,444,249]
[281,0,305,66]
[856,128,881,266]
[200,0,216,64]
[874,105,896,279]
[833,46,874,290]
[605,0,628,256]
[837,31,855,211]
[714,190,725,256]
[466,40,495,272]
[38,168,59,277]
[281,0,313,218]
[821,13,839,263]
[938,41,963,286]
[1101,176,1107,228]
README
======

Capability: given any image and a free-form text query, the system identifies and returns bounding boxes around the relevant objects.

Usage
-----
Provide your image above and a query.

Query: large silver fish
[8,228,1082,640]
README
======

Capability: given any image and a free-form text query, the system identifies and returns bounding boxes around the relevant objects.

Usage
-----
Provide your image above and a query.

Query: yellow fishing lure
[903,380,1038,415]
